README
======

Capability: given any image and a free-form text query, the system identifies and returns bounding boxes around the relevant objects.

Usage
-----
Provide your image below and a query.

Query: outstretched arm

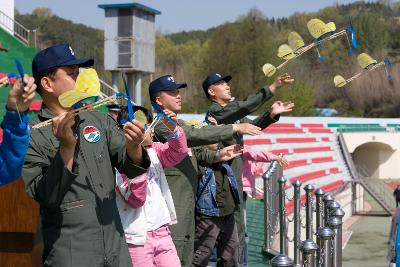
[209,73,294,124]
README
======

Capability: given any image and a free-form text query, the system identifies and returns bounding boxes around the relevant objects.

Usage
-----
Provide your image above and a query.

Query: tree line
[16,1,400,117]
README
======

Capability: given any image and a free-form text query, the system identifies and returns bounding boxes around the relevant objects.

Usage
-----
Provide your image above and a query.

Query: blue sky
[15,0,375,33]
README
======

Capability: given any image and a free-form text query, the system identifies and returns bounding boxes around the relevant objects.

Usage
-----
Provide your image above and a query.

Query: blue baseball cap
[32,43,94,77]
[202,73,232,96]
[149,75,187,98]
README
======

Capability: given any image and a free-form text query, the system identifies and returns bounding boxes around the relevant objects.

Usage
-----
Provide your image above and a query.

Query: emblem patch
[83,126,101,143]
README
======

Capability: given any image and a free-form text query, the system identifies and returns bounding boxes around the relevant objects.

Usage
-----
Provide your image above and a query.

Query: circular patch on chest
[83,125,101,143]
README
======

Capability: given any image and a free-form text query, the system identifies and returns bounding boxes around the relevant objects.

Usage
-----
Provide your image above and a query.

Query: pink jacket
[242,145,275,193]
[115,126,188,208]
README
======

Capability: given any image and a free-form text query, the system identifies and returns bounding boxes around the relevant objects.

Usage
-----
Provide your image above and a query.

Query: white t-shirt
[143,149,172,231]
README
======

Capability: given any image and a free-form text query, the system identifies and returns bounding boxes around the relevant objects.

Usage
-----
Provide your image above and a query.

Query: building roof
[98,2,161,15]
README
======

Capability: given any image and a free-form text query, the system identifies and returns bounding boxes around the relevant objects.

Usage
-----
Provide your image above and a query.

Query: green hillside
[12,2,400,117]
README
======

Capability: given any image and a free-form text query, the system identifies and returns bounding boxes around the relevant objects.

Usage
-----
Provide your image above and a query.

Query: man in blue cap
[150,74,263,266]
[203,72,294,265]
[23,43,150,267]
[0,75,37,185]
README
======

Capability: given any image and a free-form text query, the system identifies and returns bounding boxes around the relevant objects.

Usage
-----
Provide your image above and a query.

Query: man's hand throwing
[214,144,243,162]
[270,101,294,118]
[232,123,262,136]
[269,73,295,93]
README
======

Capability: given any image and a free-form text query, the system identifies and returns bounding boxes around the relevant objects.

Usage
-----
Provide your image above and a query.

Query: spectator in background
[393,185,400,208]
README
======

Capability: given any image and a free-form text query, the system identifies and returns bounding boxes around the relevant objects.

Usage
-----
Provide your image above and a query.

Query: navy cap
[149,75,187,98]
[202,73,232,96]
[32,43,94,77]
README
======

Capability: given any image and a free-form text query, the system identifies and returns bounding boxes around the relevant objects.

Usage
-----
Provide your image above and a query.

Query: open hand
[218,144,243,162]
[269,73,295,92]
[233,123,262,136]
[270,101,294,117]
[273,156,289,167]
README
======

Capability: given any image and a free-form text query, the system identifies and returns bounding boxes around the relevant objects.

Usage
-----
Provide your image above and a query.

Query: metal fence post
[317,227,335,267]
[326,201,340,222]
[315,189,325,230]
[300,239,318,267]
[293,180,302,266]
[271,176,294,267]
[263,170,271,253]
[304,184,314,240]
[279,177,287,255]
[271,255,295,267]
[323,193,334,226]
[328,208,345,267]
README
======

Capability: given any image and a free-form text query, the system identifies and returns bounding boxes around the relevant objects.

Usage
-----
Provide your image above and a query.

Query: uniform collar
[38,105,55,120]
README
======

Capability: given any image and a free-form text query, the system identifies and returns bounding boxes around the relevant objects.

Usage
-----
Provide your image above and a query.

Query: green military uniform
[153,120,234,267]
[23,108,150,267]
[206,86,278,261]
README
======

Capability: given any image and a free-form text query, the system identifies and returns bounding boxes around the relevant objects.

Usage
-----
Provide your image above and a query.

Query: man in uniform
[23,43,150,266]
[203,72,295,265]
[149,74,270,266]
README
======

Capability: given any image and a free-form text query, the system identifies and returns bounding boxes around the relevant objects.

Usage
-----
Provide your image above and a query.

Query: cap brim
[60,58,94,68]
[165,82,187,91]
[221,75,232,83]
[209,75,232,87]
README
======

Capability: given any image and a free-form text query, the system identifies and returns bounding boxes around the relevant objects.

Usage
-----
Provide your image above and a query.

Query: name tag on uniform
[83,126,101,143]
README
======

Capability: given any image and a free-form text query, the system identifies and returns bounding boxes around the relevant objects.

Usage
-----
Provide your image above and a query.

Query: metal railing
[0,9,35,47]
[337,133,393,215]
[357,165,395,212]
[262,160,345,267]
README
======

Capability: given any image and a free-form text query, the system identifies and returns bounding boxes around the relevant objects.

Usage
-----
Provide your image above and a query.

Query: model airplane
[263,17,357,77]
[333,53,393,87]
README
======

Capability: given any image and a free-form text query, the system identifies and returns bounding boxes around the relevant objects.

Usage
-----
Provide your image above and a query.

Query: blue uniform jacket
[0,109,29,185]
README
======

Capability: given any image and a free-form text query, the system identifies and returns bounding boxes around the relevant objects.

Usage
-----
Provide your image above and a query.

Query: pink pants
[128,225,181,267]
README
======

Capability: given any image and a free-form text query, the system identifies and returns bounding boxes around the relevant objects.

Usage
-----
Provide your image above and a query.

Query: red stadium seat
[271,149,290,155]
[243,139,272,145]
[312,156,334,163]
[289,170,327,184]
[276,137,316,143]
[293,146,332,153]
[263,128,303,133]
[284,159,308,169]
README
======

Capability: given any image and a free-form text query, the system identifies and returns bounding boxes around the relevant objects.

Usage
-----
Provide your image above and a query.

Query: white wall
[103,8,118,71]
[0,0,15,34]
[343,132,400,179]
